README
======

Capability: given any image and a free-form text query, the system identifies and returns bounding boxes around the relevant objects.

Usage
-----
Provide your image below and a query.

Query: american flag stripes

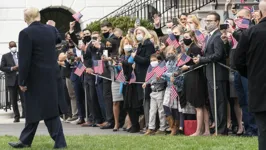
[74,63,86,76]
[129,71,136,84]
[195,30,205,44]
[170,86,178,102]
[153,61,167,78]
[166,34,180,48]
[116,70,126,82]
[177,53,191,67]
[72,12,83,22]
[145,65,155,82]
[235,18,250,29]
[93,60,104,75]
[229,35,238,49]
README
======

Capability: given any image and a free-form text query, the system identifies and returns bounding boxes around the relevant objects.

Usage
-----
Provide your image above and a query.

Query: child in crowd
[142,54,167,135]
[161,46,183,135]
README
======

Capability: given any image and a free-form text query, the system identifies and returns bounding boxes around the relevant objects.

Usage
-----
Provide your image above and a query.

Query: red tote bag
[184,120,197,136]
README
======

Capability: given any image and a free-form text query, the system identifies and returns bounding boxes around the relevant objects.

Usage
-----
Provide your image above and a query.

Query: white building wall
[0,0,131,57]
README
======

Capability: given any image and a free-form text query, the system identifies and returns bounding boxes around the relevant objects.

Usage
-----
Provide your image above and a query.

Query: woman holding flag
[180,31,210,136]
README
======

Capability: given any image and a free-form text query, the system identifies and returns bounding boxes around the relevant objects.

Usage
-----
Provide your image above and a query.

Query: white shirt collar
[209,28,219,36]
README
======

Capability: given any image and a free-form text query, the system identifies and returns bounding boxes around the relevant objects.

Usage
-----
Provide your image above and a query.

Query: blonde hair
[149,30,160,47]
[119,36,134,55]
[134,26,152,43]
[165,45,177,54]
[187,15,201,29]
[24,7,41,24]
[114,28,123,37]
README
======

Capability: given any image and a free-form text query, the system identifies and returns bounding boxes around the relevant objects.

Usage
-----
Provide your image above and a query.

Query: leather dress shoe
[81,121,93,127]
[8,141,30,148]
[76,119,85,125]
[100,123,114,129]
[13,118,20,123]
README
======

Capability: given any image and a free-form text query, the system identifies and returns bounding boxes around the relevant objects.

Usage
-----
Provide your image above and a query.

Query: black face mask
[83,36,91,44]
[174,35,180,40]
[106,46,112,51]
[183,38,193,46]
[103,32,110,39]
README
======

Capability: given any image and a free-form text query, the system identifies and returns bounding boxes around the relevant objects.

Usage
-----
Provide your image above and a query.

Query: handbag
[184,120,197,136]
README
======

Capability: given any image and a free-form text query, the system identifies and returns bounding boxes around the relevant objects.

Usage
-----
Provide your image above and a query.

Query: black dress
[182,43,208,108]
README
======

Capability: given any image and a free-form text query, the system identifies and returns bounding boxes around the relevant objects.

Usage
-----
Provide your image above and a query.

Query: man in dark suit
[0,41,25,122]
[8,8,67,149]
[193,12,229,135]
[234,1,266,149]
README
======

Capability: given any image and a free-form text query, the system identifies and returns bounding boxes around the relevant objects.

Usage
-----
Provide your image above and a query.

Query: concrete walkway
[0,109,136,137]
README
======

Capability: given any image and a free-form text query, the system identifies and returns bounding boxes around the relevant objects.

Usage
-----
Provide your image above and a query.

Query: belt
[152,89,165,92]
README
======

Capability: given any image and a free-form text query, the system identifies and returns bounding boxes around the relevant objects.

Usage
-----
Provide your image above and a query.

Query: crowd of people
[1,1,266,149]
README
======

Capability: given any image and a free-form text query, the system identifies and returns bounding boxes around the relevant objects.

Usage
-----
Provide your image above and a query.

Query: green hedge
[86,16,154,35]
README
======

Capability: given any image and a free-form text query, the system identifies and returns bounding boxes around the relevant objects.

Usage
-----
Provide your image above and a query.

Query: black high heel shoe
[236,127,245,136]
[113,128,119,132]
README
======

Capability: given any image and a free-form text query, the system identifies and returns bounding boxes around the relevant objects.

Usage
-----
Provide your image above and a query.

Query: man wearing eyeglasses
[193,12,229,135]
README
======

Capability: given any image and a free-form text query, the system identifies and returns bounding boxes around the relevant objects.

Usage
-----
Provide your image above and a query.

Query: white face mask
[124,45,132,52]
[150,61,159,67]
[136,34,144,41]
[189,24,196,30]
[167,28,172,34]
[10,47,17,53]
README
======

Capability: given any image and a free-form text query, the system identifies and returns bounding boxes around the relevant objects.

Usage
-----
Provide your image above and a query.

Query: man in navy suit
[8,7,68,149]
[193,12,229,135]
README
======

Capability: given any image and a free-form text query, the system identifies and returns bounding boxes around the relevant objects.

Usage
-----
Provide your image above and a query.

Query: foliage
[0,135,257,150]
[86,16,154,35]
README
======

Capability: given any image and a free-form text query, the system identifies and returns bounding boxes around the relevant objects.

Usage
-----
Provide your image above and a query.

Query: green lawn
[0,135,258,150]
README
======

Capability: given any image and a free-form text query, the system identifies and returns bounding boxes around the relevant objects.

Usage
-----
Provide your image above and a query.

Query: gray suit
[200,29,229,135]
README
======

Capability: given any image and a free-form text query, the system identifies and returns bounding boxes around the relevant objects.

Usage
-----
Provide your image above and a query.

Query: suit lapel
[204,30,220,53]
[8,52,16,66]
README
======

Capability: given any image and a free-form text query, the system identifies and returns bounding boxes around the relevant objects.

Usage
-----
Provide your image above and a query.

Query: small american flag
[166,34,180,49]
[93,60,104,74]
[229,35,238,49]
[195,30,205,44]
[72,12,83,22]
[153,61,167,78]
[129,71,136,84]
[177,53,191,67]
[170,85,178,102]
[235,18,249,29]
[116,70,126,82]
[74,63,86,76]
[145,65,155,82]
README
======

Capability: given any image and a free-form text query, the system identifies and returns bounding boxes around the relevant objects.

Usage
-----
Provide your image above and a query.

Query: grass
[0,135,258,150]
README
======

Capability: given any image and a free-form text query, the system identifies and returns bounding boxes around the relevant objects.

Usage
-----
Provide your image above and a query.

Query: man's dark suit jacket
[234,17,266,113]
[0,52,19,86]
[200,29,229,81]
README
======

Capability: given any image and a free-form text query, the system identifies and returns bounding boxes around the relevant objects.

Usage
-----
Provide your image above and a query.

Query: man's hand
[181,65,189,71]
[142,83,147,89]
[225,0,232,6]
[86,68,94,74]
[193,57,200,64]
[11,65,18,71]
[69,21,75,32]
[47,20,56,27]
[19,86,27,92]
[93,41,101,49]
